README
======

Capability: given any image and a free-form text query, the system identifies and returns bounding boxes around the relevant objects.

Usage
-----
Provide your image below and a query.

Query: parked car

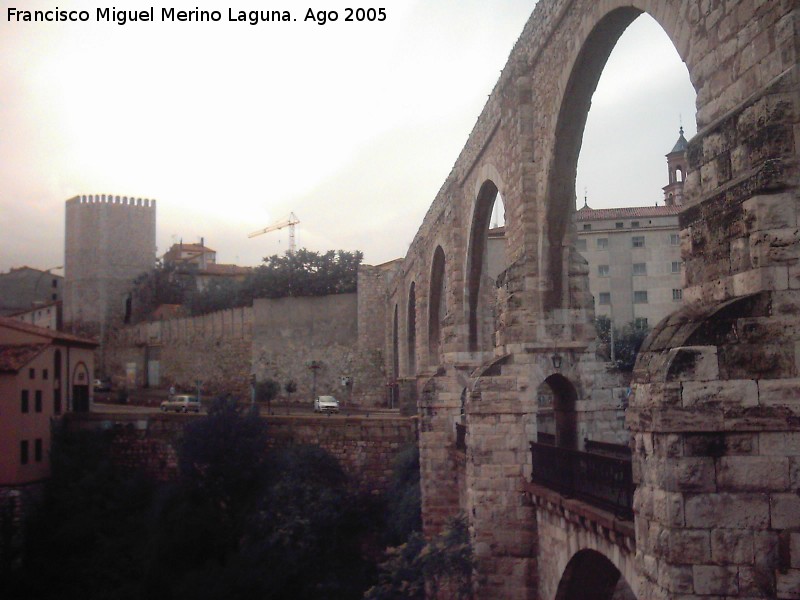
[93,378,111,393]
[160,394,201,413]
[313,395,339,413]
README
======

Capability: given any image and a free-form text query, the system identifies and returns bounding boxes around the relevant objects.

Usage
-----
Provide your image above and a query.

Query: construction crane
[248,212,300,253]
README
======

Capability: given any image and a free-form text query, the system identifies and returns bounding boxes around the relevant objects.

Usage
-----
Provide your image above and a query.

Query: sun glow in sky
[0,1,695,273]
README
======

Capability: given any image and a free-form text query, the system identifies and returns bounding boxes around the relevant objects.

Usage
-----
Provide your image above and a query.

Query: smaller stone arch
[71,361,91,413]
[428,246,447,366]
[555,549,636,600]
[407,282,417,375]
[535,373,578,449]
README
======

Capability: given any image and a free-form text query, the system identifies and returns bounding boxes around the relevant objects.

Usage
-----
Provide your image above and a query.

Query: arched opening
[674,166,684,182]
[407,282,417,375]
[428,246,446,366]
[549,10,696,315]
[392,304,399,380]
[555,549,636,600]
[53,349,62,414]
[535,374,578,450]
[71,361,90,413]
[467,180,507,352]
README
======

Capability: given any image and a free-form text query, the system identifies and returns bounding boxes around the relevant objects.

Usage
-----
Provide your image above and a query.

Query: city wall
[105,292,388,407]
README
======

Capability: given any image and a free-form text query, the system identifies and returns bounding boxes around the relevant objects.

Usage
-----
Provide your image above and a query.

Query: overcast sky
[0,1,696,273]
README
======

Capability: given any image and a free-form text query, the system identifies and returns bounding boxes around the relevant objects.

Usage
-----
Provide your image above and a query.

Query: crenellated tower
[64,194,156,340]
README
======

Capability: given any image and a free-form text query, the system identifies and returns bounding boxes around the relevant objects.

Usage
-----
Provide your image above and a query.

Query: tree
[365,515,475,600]
[254,379,280,413]
[243,248,363,300]
[384,444,422,545]
[594,317,650,371]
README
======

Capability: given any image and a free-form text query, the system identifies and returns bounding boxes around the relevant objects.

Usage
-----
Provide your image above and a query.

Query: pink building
[0,317,97,487]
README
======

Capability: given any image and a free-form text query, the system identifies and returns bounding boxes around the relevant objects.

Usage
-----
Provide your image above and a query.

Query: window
[632,236,645,248]
[52,278,58,288]
[43,368,48,380]
[631,221,640,228]
[673,288,683,301]
[583,224,591,231]
[598,265,610,277]
[670,233,680,246]
[633,291,649,304]
[35,390,42,413]
[29,368,35,379]
[615,222,624,229]
[671,261,682,273]
[20,441,29,465]
[597,238,608,249]
[633,263,647,276]
[21,390,29,413]
[35,439,43,462]
[634,317,649,329]
[54,390,62,415]
[599,292,611,305]
[576,239,587,251]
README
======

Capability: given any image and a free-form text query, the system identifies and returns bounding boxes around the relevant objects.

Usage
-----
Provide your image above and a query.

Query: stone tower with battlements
[64,194,156,340]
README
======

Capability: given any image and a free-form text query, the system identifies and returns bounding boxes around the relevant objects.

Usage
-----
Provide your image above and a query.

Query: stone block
[685,433,756,457]
[732,265,789,296]
[742,192,797,233]
[717,456,790,491]
[711,529,755,565]
[684,493,770,529]
[771,493,800,528]
[665,457,717,493]
[776,568,800,599]
[749,228,800,267]
[667,529,711,564]
[760,432,800,455]
[693,564,739,595]
[657,563,694,593]
[758,378,800,408]
[682,379,758,408]
[666,346,719,382]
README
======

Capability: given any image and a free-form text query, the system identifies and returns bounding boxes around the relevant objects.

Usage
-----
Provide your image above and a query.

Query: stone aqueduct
[386,1,800,598]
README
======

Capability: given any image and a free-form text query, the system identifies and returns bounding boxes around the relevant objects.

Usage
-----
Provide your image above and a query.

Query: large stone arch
[466,177,505,354]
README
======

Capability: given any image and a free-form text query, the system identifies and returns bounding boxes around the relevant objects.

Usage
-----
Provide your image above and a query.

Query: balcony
[529,441,634,520]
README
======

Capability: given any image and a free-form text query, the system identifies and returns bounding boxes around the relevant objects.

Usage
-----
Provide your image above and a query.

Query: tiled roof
[0,316,98,347]
[574,205,682,222]
[0,343,48,373]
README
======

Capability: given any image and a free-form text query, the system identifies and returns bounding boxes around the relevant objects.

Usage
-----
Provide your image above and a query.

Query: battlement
[66,194,156,208]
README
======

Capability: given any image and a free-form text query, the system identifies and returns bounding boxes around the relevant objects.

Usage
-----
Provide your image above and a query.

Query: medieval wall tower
[64,195,156,340]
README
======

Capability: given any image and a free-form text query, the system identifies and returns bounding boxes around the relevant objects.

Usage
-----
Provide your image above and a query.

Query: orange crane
[248,212,300,253]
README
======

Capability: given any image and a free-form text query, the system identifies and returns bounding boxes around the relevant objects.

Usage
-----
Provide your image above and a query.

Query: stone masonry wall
[104,307,253,398]
[67,413,417,495]
[252,294,386,407]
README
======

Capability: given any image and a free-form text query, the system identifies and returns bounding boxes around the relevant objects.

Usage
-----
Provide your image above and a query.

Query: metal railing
[530,441,634,520]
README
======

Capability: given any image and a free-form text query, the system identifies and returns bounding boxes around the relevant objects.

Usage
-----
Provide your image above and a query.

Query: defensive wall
[105,306,253,398]
[105,292,388,407]
[375,0,800,598]
[66,412,418,495]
